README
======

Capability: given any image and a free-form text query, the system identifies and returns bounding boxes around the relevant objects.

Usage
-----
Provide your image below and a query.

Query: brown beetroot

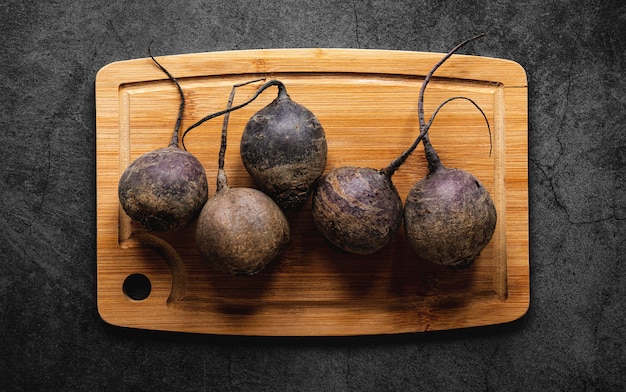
[195,81,290,275]
[196,186,290,275]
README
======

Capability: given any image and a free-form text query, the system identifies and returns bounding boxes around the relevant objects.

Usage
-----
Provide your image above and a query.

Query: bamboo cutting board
[96,48,529,336]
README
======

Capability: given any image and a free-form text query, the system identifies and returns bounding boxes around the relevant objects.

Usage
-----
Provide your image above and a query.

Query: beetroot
[404,163,496,268]
[311,166,403,255]
[195,81,290,275]
[118,54,208,232]
[403,34,497,268]
[240,81,327,210]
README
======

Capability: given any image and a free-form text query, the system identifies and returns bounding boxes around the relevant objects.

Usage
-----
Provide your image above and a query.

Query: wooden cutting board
[96,48,529,336]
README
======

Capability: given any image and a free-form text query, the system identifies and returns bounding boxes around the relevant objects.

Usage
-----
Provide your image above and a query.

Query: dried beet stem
[382,33,486,177]
[182,80,287,150]
[148,50,185,148]
[216,78,266,192]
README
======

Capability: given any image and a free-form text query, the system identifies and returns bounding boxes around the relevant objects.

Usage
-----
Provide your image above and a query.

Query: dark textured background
[1,0,625,390]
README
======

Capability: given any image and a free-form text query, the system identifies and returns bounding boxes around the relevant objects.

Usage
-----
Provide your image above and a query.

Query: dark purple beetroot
[403,34,497,268]
[404,159,496,268]
[118,54,208,232]
[240,81,327,210]
[195,81,290,275]
[119,147,208,231]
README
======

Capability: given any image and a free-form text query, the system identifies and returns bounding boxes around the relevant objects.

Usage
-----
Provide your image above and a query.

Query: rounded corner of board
[503,59,529,87]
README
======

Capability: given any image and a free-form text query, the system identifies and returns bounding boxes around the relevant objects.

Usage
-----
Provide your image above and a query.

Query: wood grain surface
[95,48,529,336]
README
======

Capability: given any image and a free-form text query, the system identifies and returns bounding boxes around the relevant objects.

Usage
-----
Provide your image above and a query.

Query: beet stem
[419,34,485,173]
[217,79,266,192]
[149,50,185,148]
[422,137,442,173]
[381,33,485,177]
[425,96,492,157]
[276,81,289,100]
[181,79,286,150]
[381,120,431,178]
[417,34,485,131]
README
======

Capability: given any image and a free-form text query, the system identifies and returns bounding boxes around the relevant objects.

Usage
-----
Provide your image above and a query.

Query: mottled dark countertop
[1,1,624,390]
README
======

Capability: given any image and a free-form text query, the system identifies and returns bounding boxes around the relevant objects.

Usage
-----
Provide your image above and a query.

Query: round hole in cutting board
[123,273,151,301]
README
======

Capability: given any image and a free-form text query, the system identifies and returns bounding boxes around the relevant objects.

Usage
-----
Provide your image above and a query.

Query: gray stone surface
[1,0,625,390]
